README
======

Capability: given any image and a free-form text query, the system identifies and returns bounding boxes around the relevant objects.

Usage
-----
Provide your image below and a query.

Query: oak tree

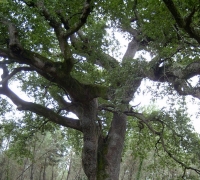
[0,0,200,179]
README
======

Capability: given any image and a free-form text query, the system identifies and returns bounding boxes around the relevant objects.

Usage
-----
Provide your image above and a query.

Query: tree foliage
[0,0,200,179]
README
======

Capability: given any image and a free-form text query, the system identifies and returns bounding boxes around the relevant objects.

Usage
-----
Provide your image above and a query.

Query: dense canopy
[0,0,200,179]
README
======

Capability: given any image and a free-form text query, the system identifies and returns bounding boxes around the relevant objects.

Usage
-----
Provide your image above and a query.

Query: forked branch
[65,0,93,37]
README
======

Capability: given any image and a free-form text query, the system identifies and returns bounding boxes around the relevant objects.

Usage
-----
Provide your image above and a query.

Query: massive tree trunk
[80,99,99,179]
[97,113,127,180]
[79,99,127,180]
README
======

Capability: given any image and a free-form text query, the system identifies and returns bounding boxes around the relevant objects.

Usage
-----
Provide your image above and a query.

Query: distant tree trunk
[39,166,43,180]
[30,144,36,180]
[121,167,127,180]
[77,165,83,179]
[51,166,54,180]
[136,158,143,180]
[127,157,136,180]
[43,158,47,180]
[60,162,68,180]
[30,162,34,180]
[20,158,28,180]
[0,157,5,180]
[66,153,72,180]
[6,159,10,180]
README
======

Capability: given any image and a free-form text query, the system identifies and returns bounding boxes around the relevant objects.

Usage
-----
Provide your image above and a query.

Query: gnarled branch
[0,86,82,131]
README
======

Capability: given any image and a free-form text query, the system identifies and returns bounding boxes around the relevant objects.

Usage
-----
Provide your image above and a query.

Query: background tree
[0,105,199,180]
[0,0,200,179]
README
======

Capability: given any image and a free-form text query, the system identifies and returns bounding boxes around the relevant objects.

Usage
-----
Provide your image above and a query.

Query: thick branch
[70,32,119,70]
[162,0,200,44]
[0,48,59,75]
[122,37,139,64]
[23,0,73,70]
[183,62,200,79]
[0,48,109,101]
[56,10,70,30]
[0,64,9,87]
[94,52,119,70]
[0,18,23,53]
[65,0,93,37]
[147,54,200,99]
[49,92,82,116]
[0,59,15,64]
[119,36,142,104]
[0,86,82,131]
[172,79,200,99]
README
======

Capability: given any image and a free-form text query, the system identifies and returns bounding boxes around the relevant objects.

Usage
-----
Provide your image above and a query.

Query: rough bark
[96,113,126,180]
[80,99,99,180]
[77,98,127,180]
[105,113,127,179]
